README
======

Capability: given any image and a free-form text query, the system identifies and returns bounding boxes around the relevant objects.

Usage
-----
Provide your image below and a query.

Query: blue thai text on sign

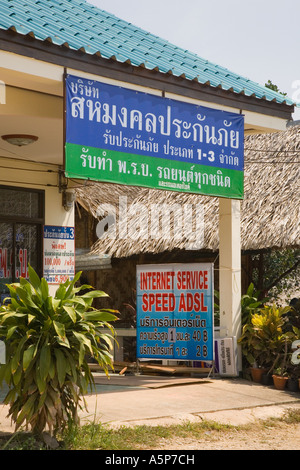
[65,74,244,199]
[136,263,214,361]
[43,226,75,284]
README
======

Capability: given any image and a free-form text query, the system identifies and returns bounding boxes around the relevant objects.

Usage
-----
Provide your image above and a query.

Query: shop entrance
[0,185,44,303]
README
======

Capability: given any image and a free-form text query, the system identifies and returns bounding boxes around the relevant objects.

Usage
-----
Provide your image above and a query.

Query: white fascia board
[0,50,64,96]
[66,67,163,97]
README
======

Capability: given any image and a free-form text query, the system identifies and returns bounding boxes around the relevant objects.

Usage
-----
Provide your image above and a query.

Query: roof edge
[0,28,295,121]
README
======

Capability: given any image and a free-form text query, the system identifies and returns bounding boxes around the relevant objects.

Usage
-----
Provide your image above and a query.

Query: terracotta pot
[272,374,288,390]
[250,367,266,383]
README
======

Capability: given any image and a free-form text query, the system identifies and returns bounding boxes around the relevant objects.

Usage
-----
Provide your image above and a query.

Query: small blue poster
[43,226,75,284]
[136,263,214,361]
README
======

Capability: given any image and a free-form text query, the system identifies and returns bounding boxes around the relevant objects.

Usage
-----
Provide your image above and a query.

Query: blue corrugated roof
[0,0,294,106]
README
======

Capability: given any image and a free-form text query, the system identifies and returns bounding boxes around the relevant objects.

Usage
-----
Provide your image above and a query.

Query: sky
[88,0,300,120]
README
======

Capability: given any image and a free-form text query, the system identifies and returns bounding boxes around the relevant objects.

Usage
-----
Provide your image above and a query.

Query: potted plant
[238,319,271,383]
[272,366,289,390]
[270,337,297,390]
[238,304,294,384]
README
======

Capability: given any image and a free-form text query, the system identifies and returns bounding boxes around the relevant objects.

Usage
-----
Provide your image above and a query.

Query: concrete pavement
[1,374,300,432]
[83,374,300,428]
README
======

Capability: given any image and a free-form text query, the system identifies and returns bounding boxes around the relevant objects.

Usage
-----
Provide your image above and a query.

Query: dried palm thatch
[74,125,300,258]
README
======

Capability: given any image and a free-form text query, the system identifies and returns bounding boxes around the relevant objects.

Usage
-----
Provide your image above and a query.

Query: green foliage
[238,304,294,369]
[213,289,220,326]
[241,283,269,325]
[214,283,268,327]
[265,79,287,96]
[61,419,233,450]
[251,249,300,301]
[0,266,118,437]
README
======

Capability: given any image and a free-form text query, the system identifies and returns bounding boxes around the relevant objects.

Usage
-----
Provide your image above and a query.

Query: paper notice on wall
[43,226,75,284]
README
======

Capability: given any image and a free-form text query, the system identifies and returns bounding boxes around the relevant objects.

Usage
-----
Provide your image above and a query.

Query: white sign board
[43,226,75,284]
[215,337,238,376]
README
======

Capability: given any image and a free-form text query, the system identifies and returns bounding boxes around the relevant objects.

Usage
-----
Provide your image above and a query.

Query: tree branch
[265,259,300,292]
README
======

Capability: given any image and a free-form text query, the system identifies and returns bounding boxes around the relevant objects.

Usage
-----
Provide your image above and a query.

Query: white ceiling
[0,114,63,165]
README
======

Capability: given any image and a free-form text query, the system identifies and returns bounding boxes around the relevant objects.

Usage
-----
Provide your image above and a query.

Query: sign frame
[64,74,244,199]
[136,263,214,362]
[43,225,75,285]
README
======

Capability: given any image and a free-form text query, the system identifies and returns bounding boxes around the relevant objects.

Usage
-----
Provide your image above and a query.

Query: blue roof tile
[0,0,294,106]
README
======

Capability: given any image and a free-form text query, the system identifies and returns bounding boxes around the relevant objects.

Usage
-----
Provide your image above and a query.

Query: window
[0,186,44,303]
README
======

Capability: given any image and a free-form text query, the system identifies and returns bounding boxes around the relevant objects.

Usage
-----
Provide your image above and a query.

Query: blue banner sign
[136,263,214,361]
[65,74,244,198]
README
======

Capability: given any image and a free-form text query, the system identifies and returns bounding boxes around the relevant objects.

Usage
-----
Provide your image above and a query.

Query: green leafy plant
[213,289,220,326]
[241,282,269,325]
[0,266,118,437]
[273,366,288,377]
[238,304,295,370]
[214,283,268,327]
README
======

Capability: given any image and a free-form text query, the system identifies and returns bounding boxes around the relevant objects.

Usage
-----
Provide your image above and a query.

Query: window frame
[0,185,45,280]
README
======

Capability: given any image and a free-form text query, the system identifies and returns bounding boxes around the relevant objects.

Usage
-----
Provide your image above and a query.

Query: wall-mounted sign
[43,226,75,284]
[136,263,214,361]
[214,337,238,376]
[65,74,244,199]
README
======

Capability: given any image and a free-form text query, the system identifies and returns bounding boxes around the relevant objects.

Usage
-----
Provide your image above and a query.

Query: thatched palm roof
[75,124,300,258]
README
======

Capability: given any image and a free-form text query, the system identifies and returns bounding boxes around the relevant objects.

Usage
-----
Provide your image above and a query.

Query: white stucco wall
[0,158,75,295]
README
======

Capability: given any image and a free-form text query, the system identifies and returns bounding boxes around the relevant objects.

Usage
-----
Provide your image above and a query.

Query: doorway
[0,185,44,303]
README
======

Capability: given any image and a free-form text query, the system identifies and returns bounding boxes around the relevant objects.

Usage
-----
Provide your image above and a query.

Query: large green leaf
[39,343,51,381]
[2,388,16,406]
[54,348,67,387]
[28,264,41,292]
[51,298,61,312]
[15,392,38,427]
[63,306,77,323]
[15,285,38,309]
[53,321,66,340]
[64,350,77,382]
[81,290,109,299]
[73,331,93,355]
[40,278,49,301]
[1,312,27,325]
[78,342,85,366]
[35,368,47,394]
[6,325,18,340]
[12,365,22,386]
[64,271,82,298]
[37,391,47,411]
[55,335,70,348]
[11,335,29,374]
[23,344,37,371]
[55,284,67,300]
[83,310,118,322]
